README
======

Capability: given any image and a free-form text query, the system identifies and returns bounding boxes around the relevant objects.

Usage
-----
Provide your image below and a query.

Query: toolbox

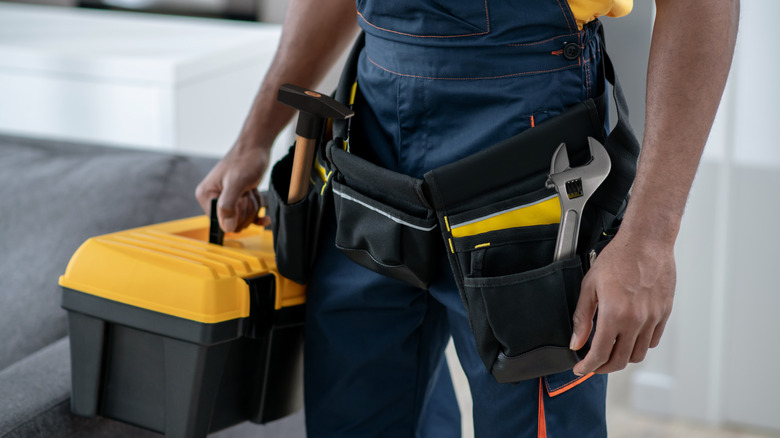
[59,215,306,438]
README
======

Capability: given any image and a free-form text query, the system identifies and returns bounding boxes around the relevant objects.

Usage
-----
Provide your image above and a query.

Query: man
[196,0,739,436]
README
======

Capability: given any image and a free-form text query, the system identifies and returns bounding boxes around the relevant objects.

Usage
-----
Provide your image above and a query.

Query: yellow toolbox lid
[59,216,305,324]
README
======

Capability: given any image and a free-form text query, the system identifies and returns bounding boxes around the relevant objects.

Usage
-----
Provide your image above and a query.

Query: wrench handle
[553,208,580,261]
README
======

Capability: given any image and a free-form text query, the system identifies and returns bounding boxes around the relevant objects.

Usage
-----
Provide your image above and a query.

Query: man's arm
[570,0,740,375]
[195,0,359,232]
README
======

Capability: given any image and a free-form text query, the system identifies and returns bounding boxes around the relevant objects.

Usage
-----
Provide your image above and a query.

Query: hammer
[277,84,354,204]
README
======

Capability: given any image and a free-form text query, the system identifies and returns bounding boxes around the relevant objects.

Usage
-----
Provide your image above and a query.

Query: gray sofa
[0,135,304,437]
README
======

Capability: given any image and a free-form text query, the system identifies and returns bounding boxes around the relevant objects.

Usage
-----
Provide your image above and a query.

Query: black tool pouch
[266,141,333,284]
[423,42,639,383]
[327,144,439,290]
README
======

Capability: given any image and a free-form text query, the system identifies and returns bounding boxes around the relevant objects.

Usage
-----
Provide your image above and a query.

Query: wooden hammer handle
[287,135,317,204]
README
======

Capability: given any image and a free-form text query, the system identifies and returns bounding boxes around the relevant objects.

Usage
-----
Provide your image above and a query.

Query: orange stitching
[555,0,574,33]
[582,52,590,97]
[545,372,595,397]
[538,378,547,438]
[483,0,490,33]
[367,55,577,81]
[357,9,489,39]
[585,63,591,98]
[507,32,579,47]
[586,60,591,98]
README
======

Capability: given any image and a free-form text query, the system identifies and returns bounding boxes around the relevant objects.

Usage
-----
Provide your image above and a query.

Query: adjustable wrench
[546,137,611,261]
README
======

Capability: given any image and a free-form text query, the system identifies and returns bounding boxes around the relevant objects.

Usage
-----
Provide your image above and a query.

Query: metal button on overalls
[304,1,609,436]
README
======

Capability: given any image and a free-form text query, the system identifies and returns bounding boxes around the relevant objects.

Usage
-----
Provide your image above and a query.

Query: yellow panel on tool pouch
[450,195,561,238]
[59,216,305,323]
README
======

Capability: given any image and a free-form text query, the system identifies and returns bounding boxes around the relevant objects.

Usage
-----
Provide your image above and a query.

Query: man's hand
[195,146,270,233]
[569,233,675,375]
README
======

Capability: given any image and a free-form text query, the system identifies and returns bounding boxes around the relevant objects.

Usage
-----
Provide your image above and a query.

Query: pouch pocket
[464,257,585,383]
[446,188,560,277]
[331,180,438,289]
[451,223,559,278]
[266,144,331,284]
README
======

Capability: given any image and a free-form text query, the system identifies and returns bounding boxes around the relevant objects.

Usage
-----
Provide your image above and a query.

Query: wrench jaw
[549,142,570,181]
[581,137,612,200]
[546,137,612,262]
[545,143,582,199]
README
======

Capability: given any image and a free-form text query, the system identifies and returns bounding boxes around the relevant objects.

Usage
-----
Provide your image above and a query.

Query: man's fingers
[649,314,670,348]
[573,324,617,376]
[236,191,261,231]
[195,183,220,216]
[217,205,238,233]
[216,173,246,232]
[595,332,639,374]
[570,275,598,351]
[220,190,263,233]
[629,326,655,364]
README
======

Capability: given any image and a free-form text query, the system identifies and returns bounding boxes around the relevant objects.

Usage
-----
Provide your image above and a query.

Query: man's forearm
[234,0,359,153]
[620,0,740,243]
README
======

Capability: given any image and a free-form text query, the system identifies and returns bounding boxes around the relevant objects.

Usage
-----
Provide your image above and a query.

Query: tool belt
[268,29,640,382]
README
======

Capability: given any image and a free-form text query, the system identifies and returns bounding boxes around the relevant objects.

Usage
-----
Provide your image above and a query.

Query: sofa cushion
[0,135,217,371]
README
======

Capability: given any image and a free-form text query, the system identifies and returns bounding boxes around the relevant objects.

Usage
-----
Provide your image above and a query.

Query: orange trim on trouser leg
[546,372,596,397]
[538,378,547,438]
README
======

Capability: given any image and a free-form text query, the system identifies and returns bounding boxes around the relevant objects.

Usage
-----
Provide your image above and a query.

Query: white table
[0,3,282,156]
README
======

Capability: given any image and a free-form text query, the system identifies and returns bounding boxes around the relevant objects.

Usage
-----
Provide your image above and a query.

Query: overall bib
[304,1,609,436]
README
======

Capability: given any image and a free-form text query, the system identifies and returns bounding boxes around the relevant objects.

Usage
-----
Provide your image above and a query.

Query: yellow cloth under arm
[567,0,633,29]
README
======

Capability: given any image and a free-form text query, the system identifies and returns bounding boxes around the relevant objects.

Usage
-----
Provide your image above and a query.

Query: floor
[444,342,780,438]
[607,405,780,438]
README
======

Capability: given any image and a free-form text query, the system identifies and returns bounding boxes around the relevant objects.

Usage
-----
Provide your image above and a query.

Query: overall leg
[303,210,459,437]
[417,356,462,438]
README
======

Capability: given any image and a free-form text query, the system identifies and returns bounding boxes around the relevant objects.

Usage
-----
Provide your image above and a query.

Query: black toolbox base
[64,286,304,438]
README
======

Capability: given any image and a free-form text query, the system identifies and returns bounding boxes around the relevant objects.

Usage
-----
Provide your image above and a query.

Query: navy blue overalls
[305,1,609,436]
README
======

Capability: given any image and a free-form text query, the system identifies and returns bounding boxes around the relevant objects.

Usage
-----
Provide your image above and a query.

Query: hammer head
[278,84,355,139]
[546,137,611,200]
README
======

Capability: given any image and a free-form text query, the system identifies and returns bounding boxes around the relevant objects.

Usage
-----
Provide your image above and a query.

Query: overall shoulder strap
[332,32,365,141]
